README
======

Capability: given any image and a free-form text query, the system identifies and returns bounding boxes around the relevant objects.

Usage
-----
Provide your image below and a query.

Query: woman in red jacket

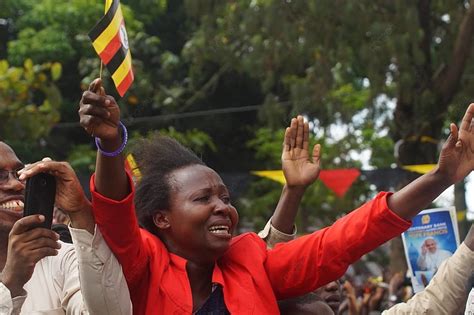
[79,79,474,315]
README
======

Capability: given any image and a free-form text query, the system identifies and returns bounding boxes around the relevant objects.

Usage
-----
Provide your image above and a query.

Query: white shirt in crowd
[466,288,474,315]
[0,226,132,315]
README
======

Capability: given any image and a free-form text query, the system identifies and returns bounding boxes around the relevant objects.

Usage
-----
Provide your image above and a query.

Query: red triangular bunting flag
[319,168,360,197]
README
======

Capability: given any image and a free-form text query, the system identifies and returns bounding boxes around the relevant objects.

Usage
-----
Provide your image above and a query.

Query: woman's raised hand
[78,78,121,141]
[437,103,474,184]
[282,115,321,188]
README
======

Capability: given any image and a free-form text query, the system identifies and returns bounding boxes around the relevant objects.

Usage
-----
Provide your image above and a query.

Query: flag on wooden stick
[89,0,134,97]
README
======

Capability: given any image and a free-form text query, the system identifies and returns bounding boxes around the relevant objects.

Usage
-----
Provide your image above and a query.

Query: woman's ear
[153,211,170,230]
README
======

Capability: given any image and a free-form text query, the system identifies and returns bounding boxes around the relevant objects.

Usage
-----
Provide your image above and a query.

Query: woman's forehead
[171,164,226,190]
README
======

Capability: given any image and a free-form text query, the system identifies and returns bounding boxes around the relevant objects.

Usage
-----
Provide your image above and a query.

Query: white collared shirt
[0,226,131,315]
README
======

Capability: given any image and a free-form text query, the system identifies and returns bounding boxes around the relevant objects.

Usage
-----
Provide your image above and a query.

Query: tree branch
[181,64,230,111]
[433,0,474,104]
[417,0,432,82]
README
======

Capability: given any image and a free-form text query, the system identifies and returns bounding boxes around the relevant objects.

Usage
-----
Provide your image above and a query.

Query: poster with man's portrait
[401,207,460,293]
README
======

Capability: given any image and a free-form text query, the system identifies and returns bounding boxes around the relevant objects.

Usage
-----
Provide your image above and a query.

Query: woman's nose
[213,198,230,216]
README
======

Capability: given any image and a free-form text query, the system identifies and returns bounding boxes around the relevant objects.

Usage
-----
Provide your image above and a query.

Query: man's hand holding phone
[18,158,94,233]
[1,215,60,298]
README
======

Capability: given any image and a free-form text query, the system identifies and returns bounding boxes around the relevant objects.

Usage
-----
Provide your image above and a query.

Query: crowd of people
[0,78,473,314]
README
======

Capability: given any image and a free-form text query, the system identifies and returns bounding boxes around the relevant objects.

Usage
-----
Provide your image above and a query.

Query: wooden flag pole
[99,61,103,80]
[99,0,105,81]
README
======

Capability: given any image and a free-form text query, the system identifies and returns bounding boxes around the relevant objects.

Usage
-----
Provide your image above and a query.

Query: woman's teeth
[209,225,230,234]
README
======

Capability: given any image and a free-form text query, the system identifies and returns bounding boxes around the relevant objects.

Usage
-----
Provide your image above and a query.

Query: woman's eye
[195,196,210,202]
[221,196,230,204]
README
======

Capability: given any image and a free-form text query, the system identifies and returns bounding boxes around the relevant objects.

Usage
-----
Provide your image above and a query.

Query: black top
[194,285,230,315]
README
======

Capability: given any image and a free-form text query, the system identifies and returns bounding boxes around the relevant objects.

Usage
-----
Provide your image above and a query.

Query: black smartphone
[23,172,56,229]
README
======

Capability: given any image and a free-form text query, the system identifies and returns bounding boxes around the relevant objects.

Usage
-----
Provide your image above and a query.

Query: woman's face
[159,164,239,262]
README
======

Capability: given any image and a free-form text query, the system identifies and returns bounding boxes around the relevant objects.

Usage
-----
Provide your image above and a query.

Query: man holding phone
[0,141,131,314]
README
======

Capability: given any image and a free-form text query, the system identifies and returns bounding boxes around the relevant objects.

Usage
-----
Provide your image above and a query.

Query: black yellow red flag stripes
[89,0,134,97]
[125,153,142,184]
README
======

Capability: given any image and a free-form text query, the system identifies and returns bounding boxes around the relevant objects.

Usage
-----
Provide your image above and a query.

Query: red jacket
[90,174,411,315]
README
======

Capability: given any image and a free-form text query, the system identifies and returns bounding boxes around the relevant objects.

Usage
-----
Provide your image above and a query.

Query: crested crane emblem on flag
[88,0,134,97]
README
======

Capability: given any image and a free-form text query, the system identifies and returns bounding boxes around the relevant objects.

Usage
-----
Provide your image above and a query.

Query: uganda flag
[125,153,142,184]
[89,0,134,97]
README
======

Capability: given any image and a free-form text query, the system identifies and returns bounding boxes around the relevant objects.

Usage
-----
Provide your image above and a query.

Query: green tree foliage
[4,0,162,123]
[0,59,61,142]
[181,0,474,165]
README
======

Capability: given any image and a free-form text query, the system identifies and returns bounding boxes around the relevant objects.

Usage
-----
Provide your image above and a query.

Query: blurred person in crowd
[279,292,334,315]
[343,280,361,315]
[417,237,453,271]
[257,116,343,314]
[80,77,474,314]
[0,142,131,314]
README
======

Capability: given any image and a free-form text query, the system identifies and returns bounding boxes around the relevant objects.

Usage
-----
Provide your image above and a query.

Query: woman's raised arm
[78,78,129,201]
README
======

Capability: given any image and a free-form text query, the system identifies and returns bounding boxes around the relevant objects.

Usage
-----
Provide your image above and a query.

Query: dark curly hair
[132,135,205,235]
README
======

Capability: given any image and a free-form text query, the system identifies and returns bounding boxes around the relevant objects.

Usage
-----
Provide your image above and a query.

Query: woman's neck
[186,261,214,312]
[161,236,222,311]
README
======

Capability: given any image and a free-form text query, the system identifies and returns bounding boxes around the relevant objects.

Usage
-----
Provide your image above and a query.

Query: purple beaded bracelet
[94,121,128,157]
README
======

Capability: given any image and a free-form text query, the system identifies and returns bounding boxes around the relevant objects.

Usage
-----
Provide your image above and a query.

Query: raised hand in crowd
[365,286,386,314]
[388,103,474,219]
[79,78,120,141]
[79,78,128,201]
[343,280,360,315]
[268,115,321,236]
[282,115,321,188]
[387,272,404,307]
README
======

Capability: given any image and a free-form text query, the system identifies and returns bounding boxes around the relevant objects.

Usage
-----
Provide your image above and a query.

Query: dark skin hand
[0,215,60,297]
[343,280,360,315]
[272,115,321,234]
[388,103,474,219]
[78,78,129,201]
[18,159,95,234]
